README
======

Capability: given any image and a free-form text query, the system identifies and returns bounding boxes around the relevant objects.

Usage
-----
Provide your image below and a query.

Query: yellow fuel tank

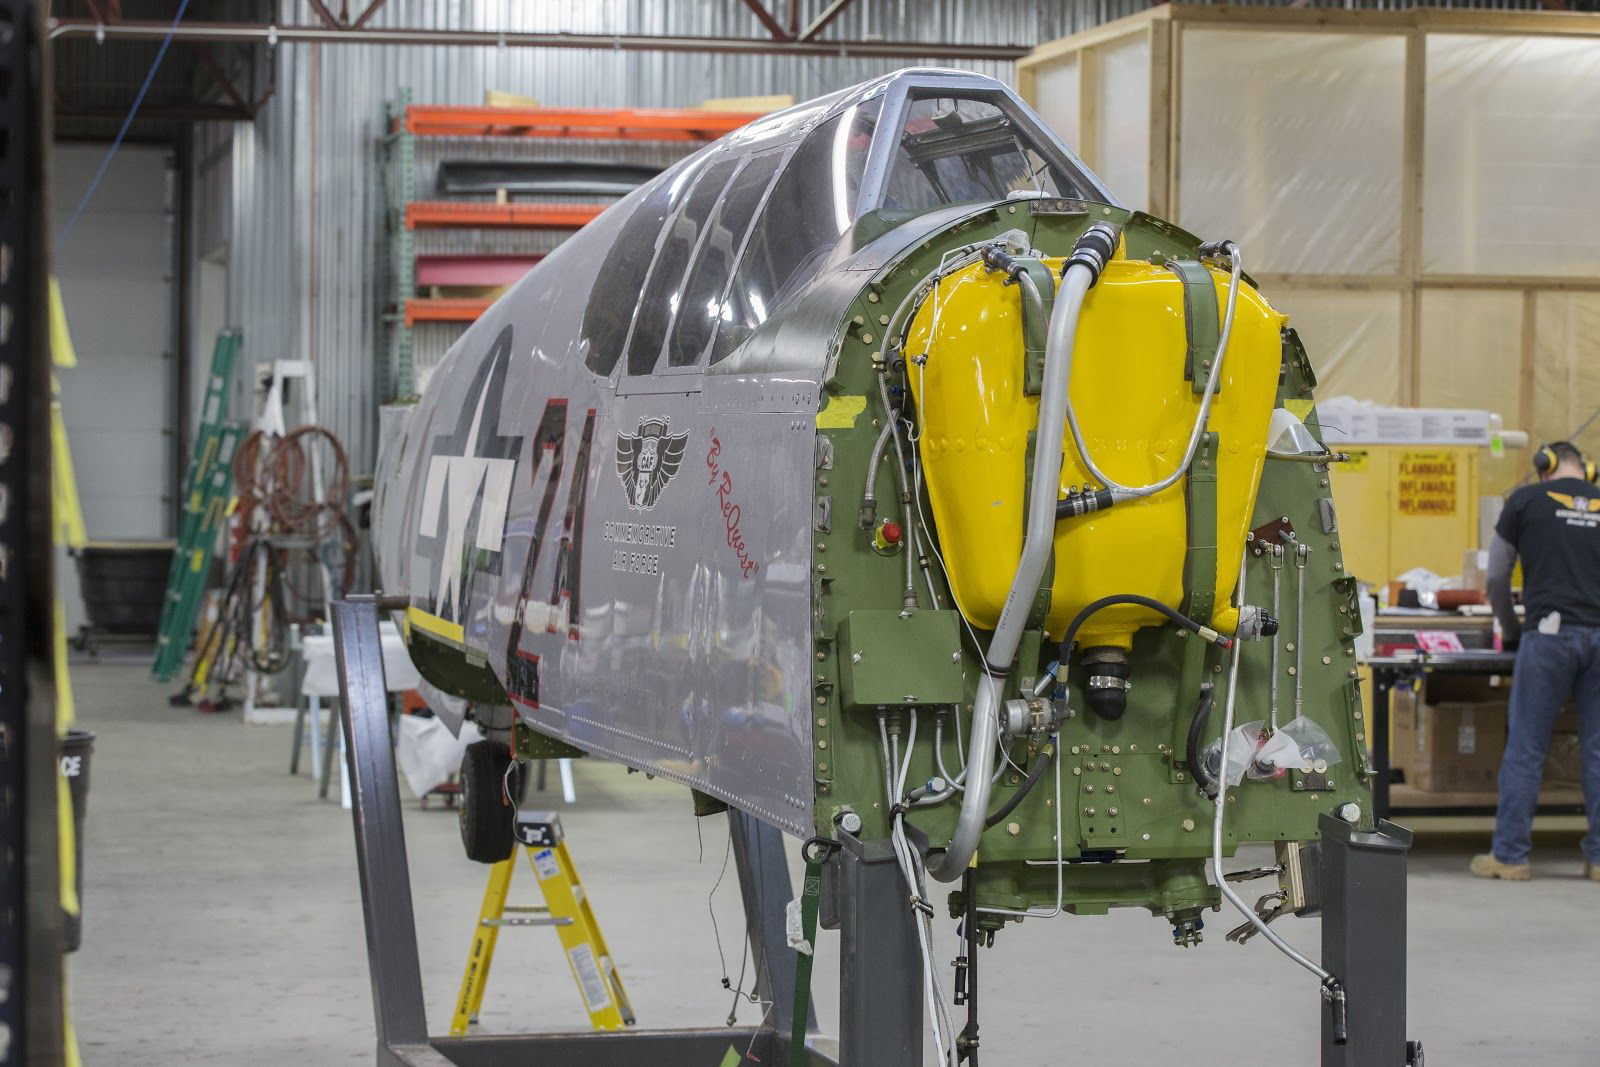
[907,256,1286,650]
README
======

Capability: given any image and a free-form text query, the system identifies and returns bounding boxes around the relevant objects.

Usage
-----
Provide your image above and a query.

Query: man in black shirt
[1474,441,1600,881]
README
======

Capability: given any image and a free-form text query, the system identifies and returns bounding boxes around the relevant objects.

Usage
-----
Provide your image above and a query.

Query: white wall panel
[1094,35,1149,211]
[1423,34,1600,276]
[52,144,176,540]
[1178,29,1405,275]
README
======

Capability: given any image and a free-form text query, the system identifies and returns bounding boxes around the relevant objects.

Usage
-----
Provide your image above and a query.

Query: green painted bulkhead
[809,197,1368,934]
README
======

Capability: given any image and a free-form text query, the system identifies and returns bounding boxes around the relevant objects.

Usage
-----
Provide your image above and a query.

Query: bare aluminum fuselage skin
[375,70,1116,837]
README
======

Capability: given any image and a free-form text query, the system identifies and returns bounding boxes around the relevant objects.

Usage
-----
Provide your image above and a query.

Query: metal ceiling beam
[54,103,258,121]
[350,0,387,30]
[194,45,251,112]
[45,17,1032,60]
[799,0,857,42]
[740,0,792,40]
[304,0,344,30]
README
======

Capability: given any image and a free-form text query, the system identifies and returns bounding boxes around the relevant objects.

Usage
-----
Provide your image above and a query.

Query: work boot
[1470,854,1531,881]
[1585,862,1600,882]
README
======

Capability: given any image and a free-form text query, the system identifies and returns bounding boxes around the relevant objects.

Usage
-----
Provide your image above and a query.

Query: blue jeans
[1492,628,1600,865]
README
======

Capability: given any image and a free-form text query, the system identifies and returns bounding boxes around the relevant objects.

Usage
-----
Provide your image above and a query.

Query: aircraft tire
[459,739,515,863]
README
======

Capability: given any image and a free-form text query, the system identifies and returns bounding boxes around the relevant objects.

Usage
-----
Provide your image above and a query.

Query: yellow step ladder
[451,810,635,1036]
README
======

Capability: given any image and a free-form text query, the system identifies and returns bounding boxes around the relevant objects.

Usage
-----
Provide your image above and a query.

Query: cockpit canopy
[579,69,1111,380]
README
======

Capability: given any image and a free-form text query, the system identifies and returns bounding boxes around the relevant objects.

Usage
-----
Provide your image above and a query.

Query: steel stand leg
[832,831,923,1066]
[1320,814,1417,1067]
[333,598,445,1066]
[728,809,813,1043]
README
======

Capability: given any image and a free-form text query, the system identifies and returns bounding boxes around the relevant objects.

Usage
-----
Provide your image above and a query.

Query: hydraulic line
[982,738,1056,829]
[860,415,898,525]
[876,361,919,613]
[1057,593,1233,661]
[1062,242,1245,505]
[1269,545,1284,731]
[1185,685,1218,798]
[1211,554,1340,1002]
[1293,543,1309,722]
[976,727,1064,920]
[958,864,981,1065]
[928,223,1114,883]
[880,711,958,1066]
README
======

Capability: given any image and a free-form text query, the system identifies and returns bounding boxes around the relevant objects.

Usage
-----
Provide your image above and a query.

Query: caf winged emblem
[616,417,689,510]
[1548,491,1600,513]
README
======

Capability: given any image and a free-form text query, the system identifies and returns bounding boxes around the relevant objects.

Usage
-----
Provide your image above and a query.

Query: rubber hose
[983,739,1056,829]
[1186,686,1218,798]
[1058,593,1226,659]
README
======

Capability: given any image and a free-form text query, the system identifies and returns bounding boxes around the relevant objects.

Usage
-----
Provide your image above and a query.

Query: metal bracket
[1018,258,1056,397]
[1182,432,1219,623]
[1168,259,1221,395]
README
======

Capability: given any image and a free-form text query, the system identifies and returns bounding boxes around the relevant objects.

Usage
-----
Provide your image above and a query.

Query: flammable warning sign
[1396,450,1458,516]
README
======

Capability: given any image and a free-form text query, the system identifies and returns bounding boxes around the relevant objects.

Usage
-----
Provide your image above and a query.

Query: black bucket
[74,541,174,635]
[60,729,94,953]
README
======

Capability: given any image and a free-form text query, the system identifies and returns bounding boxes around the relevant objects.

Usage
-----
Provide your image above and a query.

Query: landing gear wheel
[459,740,515,864]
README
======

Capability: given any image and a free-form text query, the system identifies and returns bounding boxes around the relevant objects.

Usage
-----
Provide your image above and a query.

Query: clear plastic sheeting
[1418,289,1522,416]
[1094,34,1150,211]
[1268,407,1325,457]
[1532,293,1600,451]
[1279,715,1342,769]
[1030,55,1079,153]
[1423,35,1600,277]
[1203,717,1340,789]
[1272,289,1403,405]
[1207,720,1265,788]
[1178,30,1404,275]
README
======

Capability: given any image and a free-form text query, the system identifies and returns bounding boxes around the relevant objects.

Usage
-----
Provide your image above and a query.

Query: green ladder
[151,330,243,682]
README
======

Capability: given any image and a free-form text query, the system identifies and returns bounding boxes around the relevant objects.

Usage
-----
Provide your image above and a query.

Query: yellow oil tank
[907,256,1286,650]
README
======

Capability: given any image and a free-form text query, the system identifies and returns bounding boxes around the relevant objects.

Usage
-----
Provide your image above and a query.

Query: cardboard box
[1553,703,1579,734]
[1389,678,1509,793]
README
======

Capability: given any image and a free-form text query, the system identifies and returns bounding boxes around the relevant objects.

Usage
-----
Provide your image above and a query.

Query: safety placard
[1396,450,1457,516]
[568,943,612,1011]
[533,847,561,880]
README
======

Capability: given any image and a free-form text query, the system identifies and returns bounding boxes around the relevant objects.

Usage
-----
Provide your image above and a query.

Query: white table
[295,620,420,807]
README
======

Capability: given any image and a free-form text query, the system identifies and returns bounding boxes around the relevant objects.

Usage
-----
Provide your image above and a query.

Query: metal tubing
[1294,543,1309,722]
[1269,545,1283,731]
[45,18,1031,59]
[1065,244,1244,504]
[928,261,1088,883]
[875,364,918,612]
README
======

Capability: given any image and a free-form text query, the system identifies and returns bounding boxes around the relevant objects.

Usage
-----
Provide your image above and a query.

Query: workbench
[1368,651,1586,822]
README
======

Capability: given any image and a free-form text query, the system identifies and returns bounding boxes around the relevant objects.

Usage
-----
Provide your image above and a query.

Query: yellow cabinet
[1328,445,1480,587]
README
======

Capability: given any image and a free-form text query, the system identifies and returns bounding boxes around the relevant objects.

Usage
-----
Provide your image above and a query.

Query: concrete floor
[68,659,1596,1066]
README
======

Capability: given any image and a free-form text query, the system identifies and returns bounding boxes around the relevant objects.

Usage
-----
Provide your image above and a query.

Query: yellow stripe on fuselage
[406,606,465,648]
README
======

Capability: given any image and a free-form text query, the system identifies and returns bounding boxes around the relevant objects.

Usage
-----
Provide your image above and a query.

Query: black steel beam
[54,104,257,121]
[45,18,1033,61]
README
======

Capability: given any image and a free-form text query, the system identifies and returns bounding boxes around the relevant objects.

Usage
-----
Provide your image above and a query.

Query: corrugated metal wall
[197,0,1133,471]
[194,0,1547,470]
